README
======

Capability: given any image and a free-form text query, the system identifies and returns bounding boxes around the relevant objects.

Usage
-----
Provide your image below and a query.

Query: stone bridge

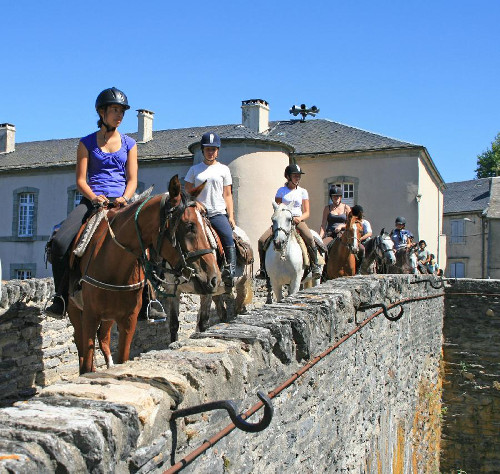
[0,274,479,473]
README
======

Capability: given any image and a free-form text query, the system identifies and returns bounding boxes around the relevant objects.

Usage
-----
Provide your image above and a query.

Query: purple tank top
[80,132,136,197]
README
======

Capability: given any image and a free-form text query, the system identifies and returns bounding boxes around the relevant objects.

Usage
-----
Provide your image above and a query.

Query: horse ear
[190,180,207,198]
[168,175,181,198]
[380,228,385,236]
[272,201,279,211]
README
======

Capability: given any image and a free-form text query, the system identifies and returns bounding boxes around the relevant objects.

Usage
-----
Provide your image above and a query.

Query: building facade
[0,100,446,280]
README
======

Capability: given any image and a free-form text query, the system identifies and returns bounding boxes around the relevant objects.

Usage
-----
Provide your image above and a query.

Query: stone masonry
[0,275,444,473]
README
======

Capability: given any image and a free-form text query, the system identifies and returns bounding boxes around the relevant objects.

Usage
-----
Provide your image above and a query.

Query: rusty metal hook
[410,276,444,289]
[357,303,404,322]
[170,390,273,433]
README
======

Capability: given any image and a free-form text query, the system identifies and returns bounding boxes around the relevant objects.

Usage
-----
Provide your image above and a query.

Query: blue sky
[1,0,499,183]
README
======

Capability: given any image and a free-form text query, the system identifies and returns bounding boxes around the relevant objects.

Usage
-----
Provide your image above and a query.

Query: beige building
[443,177,500,278]
[0,99,446,280]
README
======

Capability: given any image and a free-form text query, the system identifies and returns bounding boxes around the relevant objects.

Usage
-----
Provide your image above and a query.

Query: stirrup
[255,269,267,280]
[43,294,66,318]
[146,299,167,323]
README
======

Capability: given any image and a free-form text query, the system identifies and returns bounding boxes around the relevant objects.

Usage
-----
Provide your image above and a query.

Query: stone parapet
[0,275,444,472]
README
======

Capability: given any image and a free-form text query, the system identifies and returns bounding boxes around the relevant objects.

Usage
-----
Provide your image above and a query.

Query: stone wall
[441,279,500,473]
[0,275,444,473]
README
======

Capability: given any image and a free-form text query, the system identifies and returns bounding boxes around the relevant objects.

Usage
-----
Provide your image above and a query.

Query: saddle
[233,230,254,265]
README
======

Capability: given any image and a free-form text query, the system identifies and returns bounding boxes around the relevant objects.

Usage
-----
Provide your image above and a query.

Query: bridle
[81,193,214,296]
[272,207,294,260]
[375,234,395,261]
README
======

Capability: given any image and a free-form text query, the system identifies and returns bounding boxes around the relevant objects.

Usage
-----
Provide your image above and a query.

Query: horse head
[271,201,294,251]
[156,175,221,294]
[377,228,396,265]
[345,212,361,254]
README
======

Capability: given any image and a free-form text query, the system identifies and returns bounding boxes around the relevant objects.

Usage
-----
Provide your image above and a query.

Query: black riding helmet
[284,163,305,179]
[351,205,363,217]
[395,216,406,225]
[329,185,343,196]
[95,87,130,111]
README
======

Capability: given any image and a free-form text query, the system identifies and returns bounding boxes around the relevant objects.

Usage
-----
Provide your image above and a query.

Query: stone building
[0,99,446,280]
[443,176,500,278]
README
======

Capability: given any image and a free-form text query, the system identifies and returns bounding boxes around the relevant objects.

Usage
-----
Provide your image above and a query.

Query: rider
[45,87,138,316]
[416,240,431,273]
[256,163,321,279]
[390,216,417,274]
[350,204,372,271]
[319,185,351,245]
[184,132,236,291]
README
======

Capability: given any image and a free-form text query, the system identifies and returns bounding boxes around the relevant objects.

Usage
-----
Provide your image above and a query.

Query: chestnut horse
[325,213,363,279]
[67,175,220,374]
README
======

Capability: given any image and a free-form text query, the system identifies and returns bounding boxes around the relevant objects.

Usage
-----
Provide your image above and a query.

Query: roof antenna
[289,104,320,122]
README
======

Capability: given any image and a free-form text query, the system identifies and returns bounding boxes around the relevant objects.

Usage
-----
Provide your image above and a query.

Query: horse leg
[67,302,84,373]
[81,311,100,374]
[165,297,180,343]
[116,315,138,364]
[97,321,114,369]
[288,275,302,297]
[197,294,213,332]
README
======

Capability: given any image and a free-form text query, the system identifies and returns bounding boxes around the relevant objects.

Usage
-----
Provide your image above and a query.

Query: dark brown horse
[325,213,363,279]
[67,175,220,374]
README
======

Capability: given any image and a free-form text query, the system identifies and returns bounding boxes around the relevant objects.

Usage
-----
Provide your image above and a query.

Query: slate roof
[443,178,491,214]
[0,119,420,172]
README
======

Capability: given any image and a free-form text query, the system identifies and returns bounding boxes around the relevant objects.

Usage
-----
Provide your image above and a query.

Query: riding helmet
[200,132,221,148]
[351,205,363,217]
[95,87,130,111]
[395,216,406,225]
[284,163,305,179]
[329,185,343,196]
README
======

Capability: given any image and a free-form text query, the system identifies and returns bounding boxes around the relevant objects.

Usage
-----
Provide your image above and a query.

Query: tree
[475,132,500,178]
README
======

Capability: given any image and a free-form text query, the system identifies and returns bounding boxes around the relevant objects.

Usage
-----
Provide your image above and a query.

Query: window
[449,262,465,278]
[16,269,32,280]
[18,193,35,237]
[334,182,354,206]
[450,219,465,244]
[73,191,83,208]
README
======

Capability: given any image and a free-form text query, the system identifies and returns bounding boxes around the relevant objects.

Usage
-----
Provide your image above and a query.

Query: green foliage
[475,132,500,178]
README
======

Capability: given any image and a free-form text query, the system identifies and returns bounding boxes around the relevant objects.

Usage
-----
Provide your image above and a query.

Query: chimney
[136,109,154,143]
[0,123,15,154]
[241,99,269,133]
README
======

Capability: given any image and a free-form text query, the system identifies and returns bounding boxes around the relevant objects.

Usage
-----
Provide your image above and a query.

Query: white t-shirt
[185,162,232,217]
[362,219,372,236]
[275,185,309,217]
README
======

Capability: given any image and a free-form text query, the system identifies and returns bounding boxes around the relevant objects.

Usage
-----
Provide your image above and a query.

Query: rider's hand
[92,195,109,207]
[114,196,128,207]
[293,217,301,225]
[195,202,206,214]
[228,216,236,229]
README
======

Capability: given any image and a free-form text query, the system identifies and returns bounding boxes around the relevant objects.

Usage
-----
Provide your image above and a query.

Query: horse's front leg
[116,314,138,364]
[98,321,114,369]
[165,296,180,342]
[197,294,213,332]
[67,302,84,372]
[288,275,302,297]
[81,311,101,374]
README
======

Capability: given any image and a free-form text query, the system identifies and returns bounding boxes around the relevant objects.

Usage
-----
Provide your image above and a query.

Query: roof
[443,178,491,214]
[0,118,421,172]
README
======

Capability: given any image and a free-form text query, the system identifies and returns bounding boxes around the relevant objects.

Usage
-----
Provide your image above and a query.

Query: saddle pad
[294,230,310,267]
[73,211,105,257]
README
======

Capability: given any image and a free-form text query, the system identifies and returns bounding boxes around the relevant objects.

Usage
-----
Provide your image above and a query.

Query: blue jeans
[209,213,234,248]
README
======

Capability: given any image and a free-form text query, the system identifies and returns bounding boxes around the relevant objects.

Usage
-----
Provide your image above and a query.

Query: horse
[384,245,418,274]
[359,228,396,274]
[325,213,363,279]
[265,201,324,303]
[67,175,221,374]
[163,225,253,341]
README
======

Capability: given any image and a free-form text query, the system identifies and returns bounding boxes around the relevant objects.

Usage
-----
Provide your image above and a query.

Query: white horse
[265,202,323,303]
[162,225,253,341]
[359,229,396,274]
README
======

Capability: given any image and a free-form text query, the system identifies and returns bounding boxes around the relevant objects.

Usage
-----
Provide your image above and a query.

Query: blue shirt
[391,228,414,250]
[80,132,136,198]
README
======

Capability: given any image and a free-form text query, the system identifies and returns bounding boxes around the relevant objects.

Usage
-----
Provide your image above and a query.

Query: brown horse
[67,175,221,374]
[325,213,363,279]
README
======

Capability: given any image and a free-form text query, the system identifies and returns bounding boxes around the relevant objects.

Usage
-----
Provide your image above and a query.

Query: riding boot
[255,247,267,280]
[308,245,322,278]
[222,246,237,292]
[45,254,69,317]
[138,285,167,322]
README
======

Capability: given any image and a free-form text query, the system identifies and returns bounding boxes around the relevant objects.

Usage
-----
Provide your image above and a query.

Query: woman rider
[45,87,138,315]
[256,163,321,279]
[184,132,236,291]
[319,185,351,245]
